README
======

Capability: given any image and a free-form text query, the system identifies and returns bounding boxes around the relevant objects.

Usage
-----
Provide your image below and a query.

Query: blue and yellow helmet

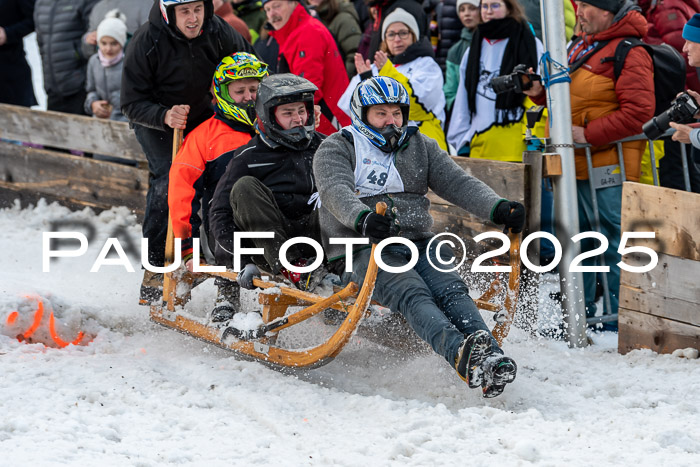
[213,53,269,127]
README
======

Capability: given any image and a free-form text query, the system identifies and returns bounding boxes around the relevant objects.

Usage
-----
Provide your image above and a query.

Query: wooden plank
[449,156,529,202]
[619,253,700,326]
[0,103,145,161]
[618,308,700,355]
[621,182,700,261]
[542,153,562,177]
[0,142,147,213]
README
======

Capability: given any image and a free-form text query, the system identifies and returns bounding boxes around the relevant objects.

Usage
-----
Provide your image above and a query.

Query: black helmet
[255,74,317,150]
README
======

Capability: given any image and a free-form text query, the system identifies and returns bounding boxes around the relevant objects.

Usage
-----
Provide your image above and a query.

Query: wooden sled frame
[150,131,522,370]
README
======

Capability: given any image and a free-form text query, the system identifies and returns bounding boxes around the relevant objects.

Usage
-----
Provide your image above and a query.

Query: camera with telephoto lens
[490,64,541,94]
[642,92,700,140]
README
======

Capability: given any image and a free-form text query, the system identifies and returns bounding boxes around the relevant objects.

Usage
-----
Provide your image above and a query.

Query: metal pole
[541,0,588,347]
[680,143,692,192]
[586,147,612,318]
[648,140,659,186]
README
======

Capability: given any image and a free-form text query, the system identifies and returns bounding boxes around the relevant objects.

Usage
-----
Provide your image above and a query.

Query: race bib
[346,126,405,198]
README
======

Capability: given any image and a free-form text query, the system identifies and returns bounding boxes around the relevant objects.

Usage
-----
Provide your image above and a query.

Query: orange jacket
[168,115,254,259]
[570,9,655,181]
[533,9,655,181]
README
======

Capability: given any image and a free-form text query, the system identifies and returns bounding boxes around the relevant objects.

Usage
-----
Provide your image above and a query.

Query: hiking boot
[481,355,518,398]
[139,270,163,306]
[455,330,493,388]
[210,279,241,323]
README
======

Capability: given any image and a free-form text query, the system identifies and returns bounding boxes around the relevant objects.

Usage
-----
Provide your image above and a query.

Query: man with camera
[666,13,700,193]
[524,0,655,330]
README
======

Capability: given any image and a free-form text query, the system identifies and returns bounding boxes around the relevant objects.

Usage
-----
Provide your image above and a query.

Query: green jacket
[316,1,362,77]
[233,0,267,43]
[444,27,473,111]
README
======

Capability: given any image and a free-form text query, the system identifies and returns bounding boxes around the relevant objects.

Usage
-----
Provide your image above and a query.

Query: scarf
[390,37,435,65]
[464,17,538,125]
[98,49,124,68]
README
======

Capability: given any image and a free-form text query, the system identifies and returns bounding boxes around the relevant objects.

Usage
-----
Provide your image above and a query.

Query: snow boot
[455,330,493,388]
[210,279,241,323]
[481,355,517,398]
[139,271,163,306]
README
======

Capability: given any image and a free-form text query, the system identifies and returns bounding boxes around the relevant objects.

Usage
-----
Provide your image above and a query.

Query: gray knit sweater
[313,130,503,261]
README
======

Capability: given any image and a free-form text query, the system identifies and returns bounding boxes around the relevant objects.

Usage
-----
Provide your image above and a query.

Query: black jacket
[0,0,36,106]
[209,132,324,267]
[436,0,461,72]
[34,0,99,97]
[120,0,255,134]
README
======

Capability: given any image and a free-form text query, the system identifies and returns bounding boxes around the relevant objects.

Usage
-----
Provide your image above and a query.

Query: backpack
[603,37,686,116]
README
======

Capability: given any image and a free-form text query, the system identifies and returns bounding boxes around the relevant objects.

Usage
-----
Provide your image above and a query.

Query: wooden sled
[150,131,522,370]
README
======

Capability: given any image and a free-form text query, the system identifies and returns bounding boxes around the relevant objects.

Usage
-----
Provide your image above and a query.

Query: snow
[1,200,699,465]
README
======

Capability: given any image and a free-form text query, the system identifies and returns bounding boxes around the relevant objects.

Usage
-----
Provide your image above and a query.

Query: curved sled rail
[490,232,521,346]
[150,203,387,370]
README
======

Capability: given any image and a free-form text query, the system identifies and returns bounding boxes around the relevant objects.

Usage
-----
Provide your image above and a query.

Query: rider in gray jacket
[313,76,525,398]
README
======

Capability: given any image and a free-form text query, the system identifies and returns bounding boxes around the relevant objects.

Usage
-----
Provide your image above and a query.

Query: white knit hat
[456,0,480,9]
[97,9,128,47]
[381,8,420,41]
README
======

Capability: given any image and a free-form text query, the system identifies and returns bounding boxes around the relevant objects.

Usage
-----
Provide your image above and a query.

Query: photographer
[524,0,655,331]
[665,13,700,193]
[446,0,543,160]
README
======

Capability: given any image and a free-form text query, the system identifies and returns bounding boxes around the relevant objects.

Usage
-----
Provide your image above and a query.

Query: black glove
[492,200,526,234]
[356,211,399,243]
[237,263,261,290]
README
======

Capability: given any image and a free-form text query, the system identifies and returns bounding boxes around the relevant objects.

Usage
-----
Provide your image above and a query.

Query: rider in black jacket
[120,0,255,305]
[209,74,324,300]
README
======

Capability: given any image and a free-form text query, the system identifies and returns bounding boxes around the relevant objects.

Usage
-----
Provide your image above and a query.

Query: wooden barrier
[618,182,700,354]
[0,104,148,215]
[0,104,535,239]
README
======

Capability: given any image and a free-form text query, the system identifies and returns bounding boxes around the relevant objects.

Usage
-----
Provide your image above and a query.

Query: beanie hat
[578,0,623,14]
[683,13,700,43]
[456,0,480,9]
[97,9,128,47]
[382,8,420,41]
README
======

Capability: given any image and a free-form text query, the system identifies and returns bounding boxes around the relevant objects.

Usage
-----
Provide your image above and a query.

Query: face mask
[377,124,404,152]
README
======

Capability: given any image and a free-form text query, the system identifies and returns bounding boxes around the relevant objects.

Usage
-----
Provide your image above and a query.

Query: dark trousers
[341,239,501,365]
[230,176,321,274]
[134,124,174,267]
[659,140,700,193]
[47,90,87,115]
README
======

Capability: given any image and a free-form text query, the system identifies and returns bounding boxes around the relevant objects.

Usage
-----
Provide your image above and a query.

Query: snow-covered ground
[1,200,699,466]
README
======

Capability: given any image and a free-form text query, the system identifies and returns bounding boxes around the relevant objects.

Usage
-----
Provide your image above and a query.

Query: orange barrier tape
[48,311,85,348]
[8,297,89,348]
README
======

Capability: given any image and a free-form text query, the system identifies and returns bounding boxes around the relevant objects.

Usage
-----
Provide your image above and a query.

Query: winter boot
[481,355,518,398]
[139,270,164,306]
[210,279,241,323]
[455,330,493,388]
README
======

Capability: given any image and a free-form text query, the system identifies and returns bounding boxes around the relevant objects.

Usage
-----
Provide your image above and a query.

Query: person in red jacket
[638,0,700,92]
[263,0,351,135]
[168,52,268,322]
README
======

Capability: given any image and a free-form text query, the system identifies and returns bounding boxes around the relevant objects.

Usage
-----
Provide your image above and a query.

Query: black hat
[579,0,623,13]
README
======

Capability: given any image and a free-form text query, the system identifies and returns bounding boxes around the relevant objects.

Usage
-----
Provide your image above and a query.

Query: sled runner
[150,130,523,370]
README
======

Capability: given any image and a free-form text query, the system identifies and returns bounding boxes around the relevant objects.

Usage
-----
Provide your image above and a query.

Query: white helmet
[159,0,213,26]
